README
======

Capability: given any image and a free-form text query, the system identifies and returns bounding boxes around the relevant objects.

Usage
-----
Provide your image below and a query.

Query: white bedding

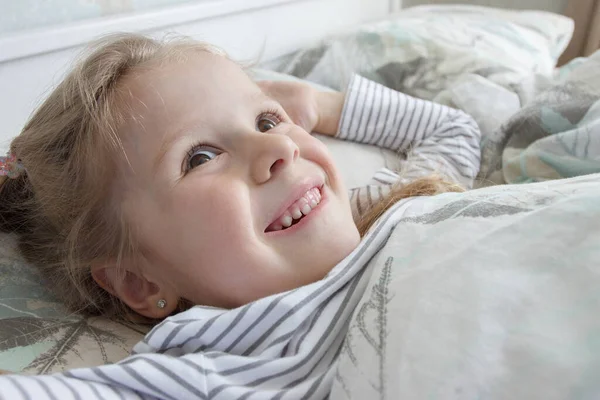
[332,173,600,399]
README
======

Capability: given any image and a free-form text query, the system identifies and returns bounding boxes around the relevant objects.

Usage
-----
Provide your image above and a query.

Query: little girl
[0,34,480,399]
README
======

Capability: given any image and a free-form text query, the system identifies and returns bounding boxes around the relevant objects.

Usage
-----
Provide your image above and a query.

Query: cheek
[165,181,265,304]
[294,132,344,186]
[171,178,254,252]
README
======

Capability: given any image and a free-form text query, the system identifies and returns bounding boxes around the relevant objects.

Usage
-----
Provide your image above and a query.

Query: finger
[256,80,275,94]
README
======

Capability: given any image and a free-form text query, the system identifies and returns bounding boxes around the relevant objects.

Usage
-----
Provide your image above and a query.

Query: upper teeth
[268,187,322,231]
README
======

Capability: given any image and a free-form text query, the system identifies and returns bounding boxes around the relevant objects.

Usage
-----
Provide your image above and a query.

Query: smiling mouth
[265,187,322,232]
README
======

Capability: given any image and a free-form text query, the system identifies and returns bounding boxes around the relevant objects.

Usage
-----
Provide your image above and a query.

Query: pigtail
[0,155,34,235]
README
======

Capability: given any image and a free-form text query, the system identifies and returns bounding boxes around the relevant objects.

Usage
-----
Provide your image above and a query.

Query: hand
[257,80,319,133]
[257,80,345,136]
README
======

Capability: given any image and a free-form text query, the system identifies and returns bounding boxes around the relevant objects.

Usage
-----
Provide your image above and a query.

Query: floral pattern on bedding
[264,5,573,104]
[0,234,147,374]
[478,50,600,185]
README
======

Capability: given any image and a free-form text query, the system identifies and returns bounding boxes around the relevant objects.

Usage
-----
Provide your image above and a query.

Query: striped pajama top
[0,75,480,400]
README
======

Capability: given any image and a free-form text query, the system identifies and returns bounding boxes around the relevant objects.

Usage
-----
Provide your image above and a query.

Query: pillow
[477,49,600,186]
[263,5,574,103]
[0,234,148,374]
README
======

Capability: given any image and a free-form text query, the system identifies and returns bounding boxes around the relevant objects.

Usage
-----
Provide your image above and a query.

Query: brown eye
[187,148,219,171]
[189,153,212,169]
[256,114,280,132]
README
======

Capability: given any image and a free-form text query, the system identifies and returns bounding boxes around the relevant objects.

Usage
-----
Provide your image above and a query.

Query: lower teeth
[283,215,303,230]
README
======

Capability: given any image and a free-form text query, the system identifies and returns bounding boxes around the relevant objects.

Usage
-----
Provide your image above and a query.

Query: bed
[2,1,600,397]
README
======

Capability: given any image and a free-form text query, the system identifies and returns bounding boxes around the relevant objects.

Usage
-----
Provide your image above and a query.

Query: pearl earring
[157,299,167,309]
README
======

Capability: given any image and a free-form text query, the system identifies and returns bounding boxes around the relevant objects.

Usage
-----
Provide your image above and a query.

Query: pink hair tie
[0,153,25,179]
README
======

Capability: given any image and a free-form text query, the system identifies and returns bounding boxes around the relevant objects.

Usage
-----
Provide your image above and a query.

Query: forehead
[116,51,259,140]
[119,51,257,114]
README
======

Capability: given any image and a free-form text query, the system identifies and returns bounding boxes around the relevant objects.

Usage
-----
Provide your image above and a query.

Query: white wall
[1,0,209,34]
[401,0,568,14]
[0,0,392,148]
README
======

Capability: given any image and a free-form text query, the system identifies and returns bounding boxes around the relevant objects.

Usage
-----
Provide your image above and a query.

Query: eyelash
[183,109,286,174]
[257,108,285,127]
[185,142,215,163]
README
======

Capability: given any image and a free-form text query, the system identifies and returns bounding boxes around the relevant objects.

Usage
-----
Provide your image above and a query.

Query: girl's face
[116,52,360,309]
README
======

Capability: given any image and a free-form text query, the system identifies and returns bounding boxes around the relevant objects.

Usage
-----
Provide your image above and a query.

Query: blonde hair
[0,34,223,318]
[0,33,463,320]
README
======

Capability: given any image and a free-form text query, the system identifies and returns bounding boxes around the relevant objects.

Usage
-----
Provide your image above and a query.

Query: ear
[91,263,179,319]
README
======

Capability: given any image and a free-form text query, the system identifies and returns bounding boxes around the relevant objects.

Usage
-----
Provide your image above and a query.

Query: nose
[247,130,299,184]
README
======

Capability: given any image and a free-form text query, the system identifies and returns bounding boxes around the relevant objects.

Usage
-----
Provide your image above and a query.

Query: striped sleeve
[0,196,422,400]
[337,75,481,189]
[0,374,143,400]
[348,184,392,221]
